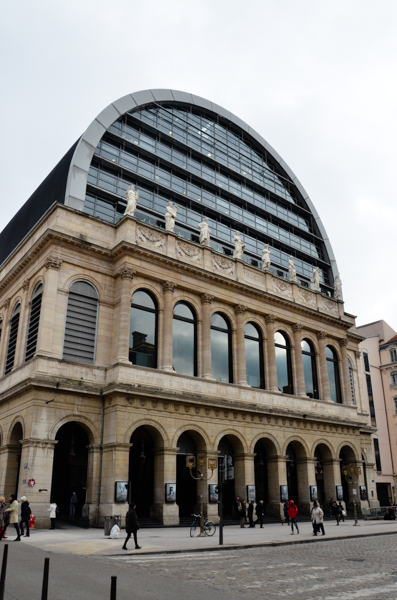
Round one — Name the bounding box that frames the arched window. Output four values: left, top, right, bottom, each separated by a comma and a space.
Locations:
172, 302, 196, 376
244, 322, 264, 388
275, 331, 293, 394
130, 290, 157, 368
211, 313, 232, 383
5, 303, 21, 374
348, 359, 356, 404
0, 318, 2, 343
25, 283, 43, 362
63, 281, 99, 364
326, 345, 341, 403
301, 339, 318, 398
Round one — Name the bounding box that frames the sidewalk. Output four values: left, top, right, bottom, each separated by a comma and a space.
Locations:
13, 518, 397, 557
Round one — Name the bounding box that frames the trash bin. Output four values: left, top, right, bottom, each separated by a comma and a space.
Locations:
113, 515, 121, 529
104, 516, 113, 536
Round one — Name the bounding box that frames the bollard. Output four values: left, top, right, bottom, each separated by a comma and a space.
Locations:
41, 558, 50, 600
110, 576, 117, 600
0, 544, 9, 600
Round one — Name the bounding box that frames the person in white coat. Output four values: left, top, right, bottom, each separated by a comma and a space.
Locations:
311, 501, 325, 536
47, 502, 58, 530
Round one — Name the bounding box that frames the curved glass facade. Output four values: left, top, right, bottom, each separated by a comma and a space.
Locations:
84, 102, 333, 293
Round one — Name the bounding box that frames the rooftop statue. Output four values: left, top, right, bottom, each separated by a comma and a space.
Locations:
233, 231, 245, 260
198, 217, 211, 246
288, 256, 297, 282
334, 274, 342, 300
311, 267, 320, 291
165, 202, 178, 232
261, 244, 271, 270
124, 185, 139, 216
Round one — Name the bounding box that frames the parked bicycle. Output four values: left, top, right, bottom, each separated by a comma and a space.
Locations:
190, 513, 216, 537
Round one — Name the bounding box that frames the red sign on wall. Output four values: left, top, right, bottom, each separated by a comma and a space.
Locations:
27, 479, 35, 487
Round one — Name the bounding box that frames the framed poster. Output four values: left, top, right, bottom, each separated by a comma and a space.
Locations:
246, 485, 256, 502
310, 485, 318, 501
280, 485, 288, 502
359, 485, 367, 501
165, 483, 176, 503
336, 485, 344, 501
115, 481, 128, 503
209, 484, 218, 503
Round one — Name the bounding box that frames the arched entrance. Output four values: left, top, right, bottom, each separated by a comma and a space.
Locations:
286, 444, 298, 503
285, 440, 309, 512
218, 436, 235, 518
50, 422, 89, 519
4, 422, 23, 496
314, 448, 325, 505
254, 438, 278, 513
176, 431, 202, 518
129, 426, 154, 517
339, 446, 357, 507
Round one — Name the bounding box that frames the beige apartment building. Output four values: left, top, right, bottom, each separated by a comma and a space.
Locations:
0, 90, 376, 527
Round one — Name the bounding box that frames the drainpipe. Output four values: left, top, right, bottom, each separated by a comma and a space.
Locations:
96, 389, 105, 526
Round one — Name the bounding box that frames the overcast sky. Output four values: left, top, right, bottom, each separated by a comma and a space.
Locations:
1, 0, 396, 331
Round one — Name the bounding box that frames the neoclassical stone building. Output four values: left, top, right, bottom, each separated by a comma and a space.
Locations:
0, 90, 375, 526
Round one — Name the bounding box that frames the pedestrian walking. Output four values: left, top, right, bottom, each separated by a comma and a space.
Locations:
329, 497, 334, 518
0, 496, 6, 541
255, 500, 265, 528
287, 500, 299, 535
5, 494, 21, 541
333, 501, 340, 525
235, 496, 242, 520
247, 500, 255, 527
240, 500, 247, 528
122, 503, 141, 550
338, 502, 345, 522
70, 492, 78, 517
19, 496, 31, 537
47, 501, 58, 529
281, 501, 289, 525
311, 501, 325, 536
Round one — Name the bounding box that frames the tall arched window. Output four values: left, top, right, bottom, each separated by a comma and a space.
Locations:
326, 345, 341, 403
25, 283, 43, 362
245, 322, 264, 388
5, 303, 21, 374
0, 318, 2, 344
301, 339, 318, 398
63, 281, 99, 364
130, 290, 157, 368
348, 359, 356, 404
172, 302, 196, 376
275, 331, 293, 394
211, 313, 232, 383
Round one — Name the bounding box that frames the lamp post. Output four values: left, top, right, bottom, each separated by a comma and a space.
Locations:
342, 463, 361, 526
187, 454, 216, 536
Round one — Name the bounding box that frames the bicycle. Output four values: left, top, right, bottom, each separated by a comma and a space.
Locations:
190, 513, 216, 537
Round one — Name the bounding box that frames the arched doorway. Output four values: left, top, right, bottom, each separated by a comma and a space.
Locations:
218, 436, 235, 518
339, 446, 357, 507
4, 422, 23, 496
313, 443, 334, 509
176, 432, 199, 518
286, 444, 298, 503
50, 422, 89, 519
129, 427, 154, 517
285, 440, 309, 512
314, 448, 325, 506
254, 438, 278, 513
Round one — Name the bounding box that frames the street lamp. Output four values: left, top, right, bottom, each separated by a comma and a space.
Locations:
186, 454, 216, 536
342, 463, 361, 526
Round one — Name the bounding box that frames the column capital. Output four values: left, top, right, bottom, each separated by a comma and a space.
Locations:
201, 293, 214, 305
45, 254, 63, 270
317, 331, 327, 340
339, 338, 349, 347
1, 298, 11, 310
355, 350, 361, 359
22, 278, 31, 292
265, 314, 275, 324
117, 265, 136, 280
163, 281, 177, 293
234, 304, 247, 315
292, 323, 303, 333
20, 438, 58, 449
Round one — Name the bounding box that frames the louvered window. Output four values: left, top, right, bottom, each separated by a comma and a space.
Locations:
5, 303, 21, 374
0, 318, 2, 343
63, 281, 98, 364
25, 283, 43, 362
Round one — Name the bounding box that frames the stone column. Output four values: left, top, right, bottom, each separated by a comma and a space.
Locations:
85, 444, 102, 525
234, 305, 248, 386
265, 314, 278, 391
101, 442, 131, 523
234, 452, 256, 501
293, 324, 307, 396
161, 281, 176, 372
317, 331, 331, 402
204, 451, 220, 523
340, 338, 353, 405
36, 255, 63, 358
266, 455, 287, 517
323, 459, 341, 509
115, 265, 135, 363
151, 447, 179, 525
201, 294, 214, 380
296, 457, 316, 515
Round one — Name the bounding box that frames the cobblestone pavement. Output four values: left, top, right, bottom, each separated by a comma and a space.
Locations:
102, 534, 397, 599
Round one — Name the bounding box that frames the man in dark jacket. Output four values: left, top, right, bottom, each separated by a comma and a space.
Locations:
122, 504, 141, 550
247, 500, 255, 527
20, 496, 31, 537
255, 500, 265, 528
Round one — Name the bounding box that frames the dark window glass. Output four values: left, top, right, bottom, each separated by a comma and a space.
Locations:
326, 345, 342, 403
172, 302, 196, 376
373, 438, 382, 472
363, 351, 370, 372
0, 318, 2, 343
275, 331, 293, 394
244, 322, 264, 388
367, 373, 376, 426
130, 290, 157, 368
211, 312, 232, 383
301, 339, 318, 399
63, 281, 99, 364
390, 348, 397, 363
25, 283, 43, 362
5, 303, 21, 374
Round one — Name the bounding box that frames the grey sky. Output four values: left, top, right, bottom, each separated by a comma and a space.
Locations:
1, 0, 396, 330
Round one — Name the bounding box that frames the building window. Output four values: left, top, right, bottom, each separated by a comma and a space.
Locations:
63, 281, 99, 364
373, 438, 382, 472
348, 358, 356, 404
325, 345, 342, 403
393, 397, 397, 414
366, 374, 376, 426
391, 372, 397, 388
130, 290, 158, 368
244, 322, 264, 388
5, 303, 21, 374
390, 348, 397, 363
25, 283, 43, 362
301, 339, 318, 399
211, 313, 232, 383
275, 331, 293, 395
363, 351, 370, 372
0, 318, 2, 343
172, 302, 196, 376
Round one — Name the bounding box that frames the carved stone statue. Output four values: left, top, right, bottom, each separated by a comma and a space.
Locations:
165, 202, 178, 232
311, 267, 320, 291
261, 244, 271, 270
124, 185, 139, 216
288, 256, 297, 282
233, 232, 245, 260
198, 217, 211, 246
334, 273, 342, 300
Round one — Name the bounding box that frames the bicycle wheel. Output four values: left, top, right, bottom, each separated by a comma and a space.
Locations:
204, 521, 216, 536
190, 522, 197, 537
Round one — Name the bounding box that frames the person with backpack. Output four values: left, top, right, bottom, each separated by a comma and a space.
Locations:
19, 496, 31, 537
122, 503, 141, 550
287, 500, 299, 535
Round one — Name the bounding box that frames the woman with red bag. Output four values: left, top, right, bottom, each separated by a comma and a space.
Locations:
287, 500, 299, 535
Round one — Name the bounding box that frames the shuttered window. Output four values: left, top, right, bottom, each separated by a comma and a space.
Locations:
25, 283, 43, 362
63, 281, 98, 364
5, 303, 21, 374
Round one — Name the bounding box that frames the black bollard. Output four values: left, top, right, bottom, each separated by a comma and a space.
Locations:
110, 576, 117, 600
0, 544, 9, 600
41, 558, 50, 600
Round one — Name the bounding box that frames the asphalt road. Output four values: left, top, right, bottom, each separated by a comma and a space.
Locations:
2, 534, 397, 599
